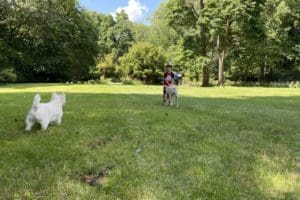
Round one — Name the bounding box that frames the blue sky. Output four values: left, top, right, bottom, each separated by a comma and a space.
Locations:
79, 0, 164, 24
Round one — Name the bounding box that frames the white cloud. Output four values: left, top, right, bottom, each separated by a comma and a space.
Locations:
112, 0, 149, 22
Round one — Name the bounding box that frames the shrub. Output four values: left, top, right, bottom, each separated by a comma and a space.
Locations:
122, 79, 134, 85
0, 68, 17, 83
119, 42, 166, 83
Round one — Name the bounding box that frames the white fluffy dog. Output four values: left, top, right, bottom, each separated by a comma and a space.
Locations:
165, 85, 179, 108
25, 93, 66, 131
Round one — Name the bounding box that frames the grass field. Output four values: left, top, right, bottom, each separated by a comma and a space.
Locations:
0, 84, 299, 199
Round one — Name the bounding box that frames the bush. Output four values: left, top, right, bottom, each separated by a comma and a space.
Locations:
289, 81, 300, 88
119, 42, 166, 83
0, 68, 17, 83
122, 79, 134, 85
84, 79, 106, 84
111, 78, 122, 83
87, 80, 97, 84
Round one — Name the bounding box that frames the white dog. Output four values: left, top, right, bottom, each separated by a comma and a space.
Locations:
165, 85, 179, 108
25, 93, 66, 131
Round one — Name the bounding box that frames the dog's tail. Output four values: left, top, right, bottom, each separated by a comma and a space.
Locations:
32, 94, 41, 110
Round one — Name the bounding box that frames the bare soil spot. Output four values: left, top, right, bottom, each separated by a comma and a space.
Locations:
89, 139, 107, 150
80, 165, 114, 186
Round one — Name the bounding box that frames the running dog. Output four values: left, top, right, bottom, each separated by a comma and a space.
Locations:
25, 93, 66, 131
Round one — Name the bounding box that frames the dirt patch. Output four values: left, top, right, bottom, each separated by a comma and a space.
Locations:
89, 139, 107, 150
80, 165, 114, 186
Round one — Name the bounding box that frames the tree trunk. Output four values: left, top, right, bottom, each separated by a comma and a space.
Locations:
217, 34, 225, 85
259, 65, 265, 85
202, 66, 209, 86
259, 55, 267, 85
199, 0, 209, 87
218, 50, 225, 85
217, 19, 231, 86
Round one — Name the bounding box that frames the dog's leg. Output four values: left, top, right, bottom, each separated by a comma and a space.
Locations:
55, 116, 62, 126
165, 94, 169, 106
163, 87, 166, 103
40, 120, 49, 131
175, 90, 179, 108
170, 94, 174, 106
25, 116, 34, 131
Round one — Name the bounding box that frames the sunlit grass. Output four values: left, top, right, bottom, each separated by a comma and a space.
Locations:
0, 83, 299, 199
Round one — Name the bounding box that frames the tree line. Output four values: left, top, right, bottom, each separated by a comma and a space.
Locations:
0, 0, 299, 85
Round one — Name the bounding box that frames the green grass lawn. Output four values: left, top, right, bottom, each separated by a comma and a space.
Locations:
0, 84, 299, 199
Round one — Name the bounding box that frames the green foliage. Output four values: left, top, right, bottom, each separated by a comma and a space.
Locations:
111, 11, 135, 59
95, 13, 116, 59
0, 0, 299, 84
122, 78, 135, 85
96, 53, 116, 79
160, 0, 300, 84
132, 23, 150, 43
148, 3, 180, 49
165, 0, 198, 33
93, 11, 135, 80
0, 0, 99, 82
0, 68, 17, 83
119, 42, 166, 83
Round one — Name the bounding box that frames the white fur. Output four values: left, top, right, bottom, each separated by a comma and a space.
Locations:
165, 85, 179, 108
25, 93, 66, 131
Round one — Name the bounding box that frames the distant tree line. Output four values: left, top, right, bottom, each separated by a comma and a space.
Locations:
0, 0, 299, 85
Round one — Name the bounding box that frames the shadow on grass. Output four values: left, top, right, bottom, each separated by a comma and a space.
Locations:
0, 92, 298, 199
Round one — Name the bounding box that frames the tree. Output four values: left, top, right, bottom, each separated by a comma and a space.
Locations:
132, 23, 150, 43
226, 0, 300, 83
148, 3, 180, 49
111, 10, 135, 59
119, 42, 166, 83
165, 0, 210, 86
94, 11, 135, 79
261, 0, 300, 82
0, 0, 99, 82
187, 0, 210, 85
200, 0, 257, 85
96, 53, 116, 79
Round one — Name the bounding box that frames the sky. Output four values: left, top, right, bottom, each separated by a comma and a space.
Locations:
79, 0, 164, 24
